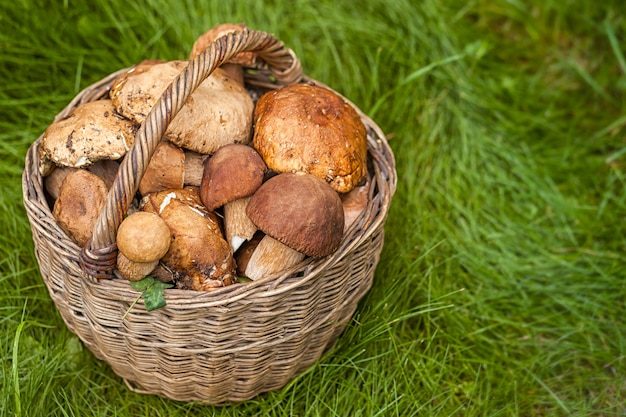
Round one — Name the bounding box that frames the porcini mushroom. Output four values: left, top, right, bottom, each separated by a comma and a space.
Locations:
341, 180, 371, 231
141, 187, 237, 290
200, 143, 266, 252
115, 211, 171, 281
190, 23, 256, 85
44, 159, 120, 202
243, 172, 344, 280
41, 99, 136, 169
138, 140, 205, 196
110, 60, 254, 155
253, 83, 368, 193
52, 169, 109, 247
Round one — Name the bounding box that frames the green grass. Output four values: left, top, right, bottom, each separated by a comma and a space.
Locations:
2, 0, 626, 415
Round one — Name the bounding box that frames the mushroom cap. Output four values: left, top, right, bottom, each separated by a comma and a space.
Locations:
110, 60, 254, 154
246, 172, 345, 258
200, 143, 266, 210
42, 99, 136, 168
190, 23, 256, 66
116, 211, 171, 263
141, 187, 236, 290
253, 83, 368, 193
52, 169, 109, 247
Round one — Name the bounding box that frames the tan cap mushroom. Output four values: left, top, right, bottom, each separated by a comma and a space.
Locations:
190, 23, 256, 85
253, 83, 368, 193
141, 187, 236, 291
44, 159, 120, 202
41, 99, 136, 168
115, 211, 172, 281
190, 23, 256, 66
138, 140, 205, 196
110, 60, 254, 155
200, 143, 267, 252
52, 169, 109, 247
243, 172, 344, 280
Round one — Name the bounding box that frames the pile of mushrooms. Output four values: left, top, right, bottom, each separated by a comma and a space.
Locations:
42, 23, 371, 291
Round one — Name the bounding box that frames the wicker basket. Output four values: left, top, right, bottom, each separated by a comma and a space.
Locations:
21, 27, 396, 404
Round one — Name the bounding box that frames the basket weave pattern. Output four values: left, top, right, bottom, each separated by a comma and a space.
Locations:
22, 27, 396, 403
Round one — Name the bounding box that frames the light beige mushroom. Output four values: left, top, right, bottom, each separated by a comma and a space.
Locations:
141, 187, 237, 291
253, 83, 368, 193
110, 60, 254, 155
115, 211, 172, 281
52, 169, 109, 247
41, 99, 136, 169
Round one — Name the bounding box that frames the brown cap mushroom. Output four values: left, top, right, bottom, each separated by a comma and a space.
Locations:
247, 172, 344, 257
243, 172, 344, 280
115, 211, 172, 281
41, 99, 136, 168
200, 144, 266, 210
190, 23, 256, 85
138, 140, 205, 196
253, 83, 368, 193
200, 143, 267, 252
110, 60, 254, 155
141, 187, 236, 291
52, 169, 109, 247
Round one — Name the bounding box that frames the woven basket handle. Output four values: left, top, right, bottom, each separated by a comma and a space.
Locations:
80, 27, 303, 278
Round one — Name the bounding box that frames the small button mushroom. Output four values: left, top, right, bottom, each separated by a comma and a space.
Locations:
138, 141, 205, 196
253, 83, 368, 193
200, 144, 267, 252
244, 172, 345, 280
234, 231, 264, 277
52, 169, 109, 247
189, 23, 257, 85
110, 60, 254, 155
141, 187, 237, 291
115, 212, 172, 281
41, 99, 136, 169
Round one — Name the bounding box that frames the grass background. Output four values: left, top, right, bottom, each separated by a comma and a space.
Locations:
2, 0, 626, 415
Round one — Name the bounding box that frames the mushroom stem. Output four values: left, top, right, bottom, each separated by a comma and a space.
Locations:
224, 197, 257, 253
243, 235, 305, 281
117, 252, 159, 281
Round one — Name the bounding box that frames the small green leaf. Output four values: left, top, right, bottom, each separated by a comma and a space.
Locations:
127, 276, 174, 313
130, 276, 156, 291
143, 281, 173, 311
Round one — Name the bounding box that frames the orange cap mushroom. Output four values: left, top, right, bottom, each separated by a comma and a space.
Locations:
253, 83, 368, 193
